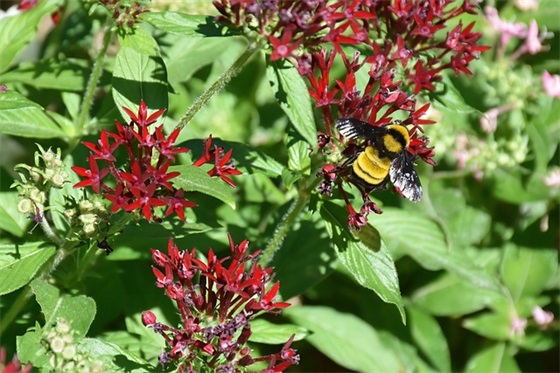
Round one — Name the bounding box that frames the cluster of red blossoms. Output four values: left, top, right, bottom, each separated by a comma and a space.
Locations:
142, 236, 299, 372
72, 101, 241, 222
214, 0, 489, 229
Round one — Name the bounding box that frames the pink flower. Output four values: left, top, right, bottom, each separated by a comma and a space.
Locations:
485, 6, 527, 47
524, 20, 545, 54
510, 315, 527, 337
544, 168, 560, 188
532, 306, 554, 329
542, 71, 560, 98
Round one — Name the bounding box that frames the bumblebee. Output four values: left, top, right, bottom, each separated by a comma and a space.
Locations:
335, 118, 422, 202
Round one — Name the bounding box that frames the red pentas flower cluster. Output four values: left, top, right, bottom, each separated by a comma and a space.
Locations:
213, 0, 488, 77
142, 236, 299, 372
72, 101, 242, 222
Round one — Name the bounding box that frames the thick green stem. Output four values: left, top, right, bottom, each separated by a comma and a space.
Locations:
174, 40, 261, 131
75, 25, 114, 139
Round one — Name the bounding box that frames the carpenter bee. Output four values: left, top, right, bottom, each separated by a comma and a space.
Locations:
335, 118, 422, 202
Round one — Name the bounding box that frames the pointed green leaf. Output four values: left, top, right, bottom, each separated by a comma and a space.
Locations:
463, 312, 511, 341
285, 306, 402, 373
249, 319, 307, 344
374, 208, 501, 292
141, 12, 226, 37
465, 343, 520, 373
17, 326, 48, 367
0, 242, 56, 295
113, 29, 168, 122
413, 273, 504, 316
170, 164, 236, 209
321, 202, 405, 323
0, 58, 90, 91
0, 0, 62, 74
30, 279, 96, 340
0, 91, 65, 139
267, 60, 317, 146
500, 245, 558, 302
79, 338, 154, 371
408, 304, 451, 372
0, 192, 28, 237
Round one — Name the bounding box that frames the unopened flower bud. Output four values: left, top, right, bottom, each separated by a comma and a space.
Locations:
79, 214, 98, 225
62, 345, 76, 360
142, 311, 157, 326
43, 149, 56, 164
64, 209, 76, 219
56, 320, 70, 334
17, 198, 34, 214
83, 223, 97, 236
52, 170, 68, 188
29, 189, 46, 204
51, 336, 65, 353
44, 168, 55, 181
79, 200, 94, 213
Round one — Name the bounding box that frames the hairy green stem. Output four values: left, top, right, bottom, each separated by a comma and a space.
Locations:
174, 40, 261, 131
259, 185, 311, 267
75, 25, 114, 140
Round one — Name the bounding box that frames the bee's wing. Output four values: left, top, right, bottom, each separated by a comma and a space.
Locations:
389, 152, 422, 202
336, 118, 381, 140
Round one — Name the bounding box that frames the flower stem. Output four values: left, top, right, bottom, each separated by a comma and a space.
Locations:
174, 40, 261, 132
259, 181, 315, 267
75, 24, 114, 140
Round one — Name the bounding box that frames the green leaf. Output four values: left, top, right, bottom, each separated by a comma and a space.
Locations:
492, 169, 550, 203
0, 192, 28, 236
286, 130, 311, 174
164, 36, 240, 84
374, 208, 501, 292
500, 245, 558, 302
526, 97, 558, 173
0, 242, 56, 295
430, 74, 480, 115
249, 319, 307, 344
17, 326, 49, 367
0, 58, 90, 91
0, 91, 65, 139
285, 306, 402, 373
428, 188, 491, 248
267, 60, 317, 146
112, 29, 168, 122
408, 304, 451, 372
412, 273, 504, 316
465, 343, 520, 373
463, 312, 511, 341
0, 0, 62, 74
79, 338, 154, 372
272, 213, 336, 299
30, 279, 96, 340
170, 164, 236, 209
321, 202, 406, 323
141, 12, 226, 37
110, 219, 213, 261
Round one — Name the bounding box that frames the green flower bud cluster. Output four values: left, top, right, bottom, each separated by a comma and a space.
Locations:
13, 145, 69, 219
76, 199, 109, 238
43, 318, 105, 373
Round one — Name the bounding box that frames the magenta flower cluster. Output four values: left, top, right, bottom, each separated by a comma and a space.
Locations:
142, 236, 298, 372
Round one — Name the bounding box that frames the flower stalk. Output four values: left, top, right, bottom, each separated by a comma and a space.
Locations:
174, 40, 261, 131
